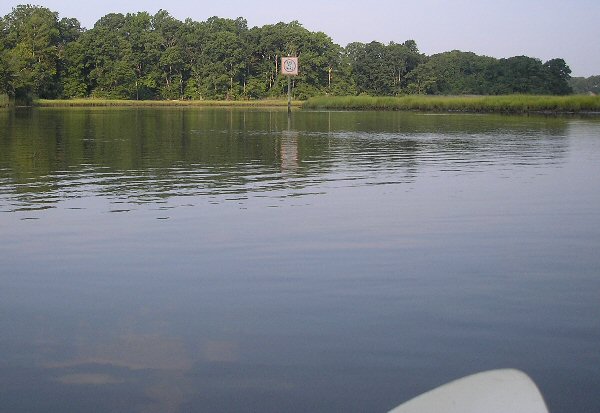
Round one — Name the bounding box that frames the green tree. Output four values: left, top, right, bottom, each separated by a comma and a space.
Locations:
2, 5, 63, 99
78, 12, 160, 99
0, 17, 12, 95
57, 17, 85, 97
287, 29, 341, 99
492, 56, 549, 94
351, 41, 395, 95
123, 12, 161, 99
405, 59, 438, 94
80, 13, 130, 98
543, 58, 572, 95
152, 10, 185, 99
570, 75, 600, 95
348, 40, 423, 95
405, 50, 496, 95
180, 19, 208, 99
387, 40, 423, 92
326, 44, 356, 96
61, 40, 87, 97
185, 17, 247, 100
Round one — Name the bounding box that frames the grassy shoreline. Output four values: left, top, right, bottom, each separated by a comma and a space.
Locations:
35, 98, 303, 108
303, 95, 600, 113
27, 95, 600, 113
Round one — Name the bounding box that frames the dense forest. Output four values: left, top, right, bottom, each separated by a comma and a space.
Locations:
0, 5, 578, 102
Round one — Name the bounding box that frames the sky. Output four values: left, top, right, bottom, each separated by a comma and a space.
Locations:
2, 0, 599, 77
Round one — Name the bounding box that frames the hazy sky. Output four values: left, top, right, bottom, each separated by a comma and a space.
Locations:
2, 0, 599, 76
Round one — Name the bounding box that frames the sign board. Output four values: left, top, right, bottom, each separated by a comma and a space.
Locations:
281, 57, 298, 76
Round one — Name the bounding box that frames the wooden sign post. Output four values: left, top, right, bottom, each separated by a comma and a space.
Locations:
281, 57, 298, 113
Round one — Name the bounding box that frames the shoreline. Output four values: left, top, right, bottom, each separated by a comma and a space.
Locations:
34, 98, 304, 108
303, 95, 600, 114
6, 95, 598, 114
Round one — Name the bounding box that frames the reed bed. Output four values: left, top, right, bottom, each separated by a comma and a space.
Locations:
303, 95, 600, 113
36, 98, 303, 108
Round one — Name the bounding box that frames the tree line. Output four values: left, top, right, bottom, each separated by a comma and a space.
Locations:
570, 76, 600, 95
0, 5, 575, 102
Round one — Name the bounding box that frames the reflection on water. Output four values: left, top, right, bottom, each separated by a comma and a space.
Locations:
0, 109, 569, 213
1, 108, 600, 413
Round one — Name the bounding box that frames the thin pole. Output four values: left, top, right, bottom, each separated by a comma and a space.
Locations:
287, 76, 292, 113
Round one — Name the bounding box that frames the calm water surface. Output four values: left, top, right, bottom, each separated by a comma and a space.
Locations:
1, 108, 599, 413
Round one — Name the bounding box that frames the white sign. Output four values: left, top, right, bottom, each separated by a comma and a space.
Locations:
281, 57, 298, 76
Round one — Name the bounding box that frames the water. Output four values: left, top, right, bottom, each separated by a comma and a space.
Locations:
1, 108, 599, 413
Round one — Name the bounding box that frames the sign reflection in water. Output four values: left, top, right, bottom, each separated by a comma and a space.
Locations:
1, 108, 599, 413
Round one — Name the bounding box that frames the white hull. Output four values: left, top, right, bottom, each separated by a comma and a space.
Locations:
388, 369, 549, 413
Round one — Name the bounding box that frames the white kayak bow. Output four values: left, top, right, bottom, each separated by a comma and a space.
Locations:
388, 369, 549, 413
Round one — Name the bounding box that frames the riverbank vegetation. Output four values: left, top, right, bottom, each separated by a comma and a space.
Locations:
1, 5, 583, 105
304, 95, 600, 113
35, 98, 303, 107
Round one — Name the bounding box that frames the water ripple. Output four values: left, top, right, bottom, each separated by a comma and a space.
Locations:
0, 112, 570, 214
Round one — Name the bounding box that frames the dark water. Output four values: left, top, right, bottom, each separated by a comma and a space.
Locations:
1, 108, 599, 413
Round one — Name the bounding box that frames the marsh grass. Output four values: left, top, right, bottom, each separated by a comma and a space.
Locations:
303, 95, 600, 113
36, 98, 303, 108
33, 96, 600, 113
